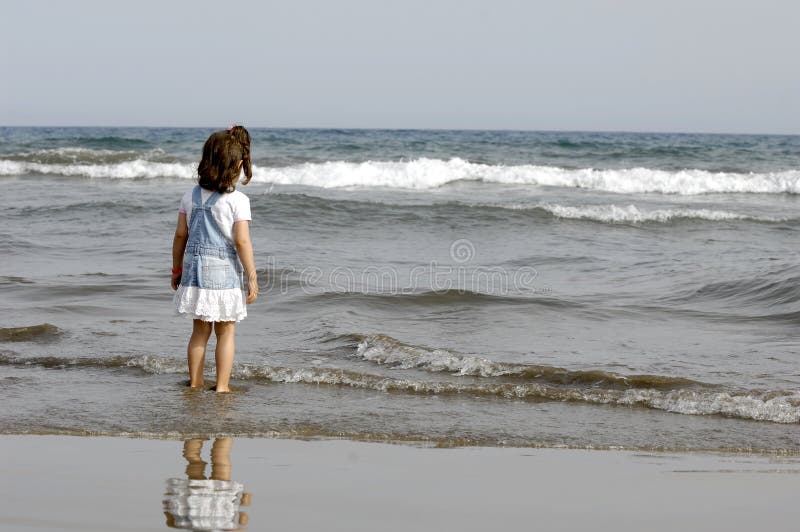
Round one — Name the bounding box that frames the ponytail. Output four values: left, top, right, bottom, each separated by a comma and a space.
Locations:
228, 125, 252, 185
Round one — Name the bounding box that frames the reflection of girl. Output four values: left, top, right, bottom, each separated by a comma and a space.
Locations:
163, 438, 251, 530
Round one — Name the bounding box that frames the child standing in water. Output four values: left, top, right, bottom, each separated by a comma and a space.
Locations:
171, 126, 258, 392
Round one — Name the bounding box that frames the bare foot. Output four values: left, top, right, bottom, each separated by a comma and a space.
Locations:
212, 385, 232, 393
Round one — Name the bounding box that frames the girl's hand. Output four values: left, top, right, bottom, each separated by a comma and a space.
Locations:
171, 273, 182, 290
247, 272, 259, 303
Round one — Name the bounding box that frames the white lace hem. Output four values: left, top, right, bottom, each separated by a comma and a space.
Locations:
174, 286, 247, 323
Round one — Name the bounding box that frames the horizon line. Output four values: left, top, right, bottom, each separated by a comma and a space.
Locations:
1, 124, 798, 137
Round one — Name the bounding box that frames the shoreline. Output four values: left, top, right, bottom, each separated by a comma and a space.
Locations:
1, 434, 798, 532
3, 430, 800, 456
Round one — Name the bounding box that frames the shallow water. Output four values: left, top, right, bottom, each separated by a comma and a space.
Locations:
1, 127, 799, 451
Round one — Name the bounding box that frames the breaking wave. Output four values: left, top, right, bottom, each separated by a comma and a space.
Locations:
3, 157, 800, 194
528, 203, 786, 223
349, 334, 706, 389
259, 159, 800, 194
2, 345, 799, 424
0, 159, 195, 179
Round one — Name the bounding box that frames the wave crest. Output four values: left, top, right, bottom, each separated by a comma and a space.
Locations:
4, 157, 800, 195
0, 323, 62, 342
664, 268, 800, 308
0, 159, 195, 179
258, 159, 800, 194
351, 334, 705, 389
1, 351, 798, 423
531, 203, 784, 223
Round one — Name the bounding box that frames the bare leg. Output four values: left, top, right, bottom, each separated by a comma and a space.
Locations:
182, 439, 207, 480
187, 319, 212, 387
214, 321, 236, 392
210, 437, 233, 480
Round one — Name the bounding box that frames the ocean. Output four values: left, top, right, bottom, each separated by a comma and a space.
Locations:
1, 127, 799, 452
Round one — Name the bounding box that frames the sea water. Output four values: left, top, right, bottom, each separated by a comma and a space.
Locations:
1, 127, 799, 451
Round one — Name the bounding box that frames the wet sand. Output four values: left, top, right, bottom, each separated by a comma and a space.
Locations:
0, 435, 798, 531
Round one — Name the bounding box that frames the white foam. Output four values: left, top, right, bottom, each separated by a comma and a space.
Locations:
0, 159, 196, 179
355, 334, 518, 377
252, 159, 800, 195
20, 350, 796, 424
350, 335, 800, 423
531, 203, 781, 223
125, 355, 186, 374
619, 389, 800, 423
254, 158, 479, 189
236, 361, 800, 423
4, 157, 799, 194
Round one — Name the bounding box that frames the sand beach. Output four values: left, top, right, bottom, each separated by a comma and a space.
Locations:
1, 435, 798, 531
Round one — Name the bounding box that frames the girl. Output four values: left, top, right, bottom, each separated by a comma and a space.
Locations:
171, 126, 258, 393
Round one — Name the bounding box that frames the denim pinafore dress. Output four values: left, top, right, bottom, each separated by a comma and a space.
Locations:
174, 186, 246, 322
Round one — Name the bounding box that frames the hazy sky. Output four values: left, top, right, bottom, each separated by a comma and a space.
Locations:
2, 0, 798, 133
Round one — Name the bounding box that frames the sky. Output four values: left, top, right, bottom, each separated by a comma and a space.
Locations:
1, 0, 798, 134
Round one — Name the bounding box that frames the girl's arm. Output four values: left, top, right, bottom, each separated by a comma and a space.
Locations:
233, 220, 259, 303
171, 213, 189, 290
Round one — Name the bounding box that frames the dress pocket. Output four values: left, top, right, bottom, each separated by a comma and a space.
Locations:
198, 256, 238, 290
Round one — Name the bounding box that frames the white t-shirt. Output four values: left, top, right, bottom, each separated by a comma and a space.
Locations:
178, 187, 252, 243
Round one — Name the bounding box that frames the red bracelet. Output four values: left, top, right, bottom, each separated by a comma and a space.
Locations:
172, 268, 182, 275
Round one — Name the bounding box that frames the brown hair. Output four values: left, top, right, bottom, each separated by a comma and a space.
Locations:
197, 125, 252, 193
